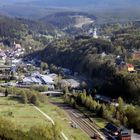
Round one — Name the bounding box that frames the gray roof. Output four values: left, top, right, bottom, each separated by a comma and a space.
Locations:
40, 75, 54, 84
23, 77, 42, 84
66, 79, 80, 88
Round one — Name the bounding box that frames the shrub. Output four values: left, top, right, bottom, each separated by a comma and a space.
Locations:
30, 94, 40, 106
0, 117, 61, 140
5, 89, 8, 97
0, 86, 6, 93
21, 92, 28, 104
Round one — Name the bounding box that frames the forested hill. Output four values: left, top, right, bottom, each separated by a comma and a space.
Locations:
40, 38, 114, 72
28, 22, 140, 105
0, 15, 59, 50
0, 16, 55, 38
40, 12, 96, 29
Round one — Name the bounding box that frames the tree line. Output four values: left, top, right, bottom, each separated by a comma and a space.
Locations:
0, 86, 47, 106
64, 93, 140, 133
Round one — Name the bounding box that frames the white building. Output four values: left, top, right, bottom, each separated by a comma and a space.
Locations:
22, 77, 42, 85
66, 79, 80, 89
88, 28, 93, 36
93, 27, 98, 39
0, 51, 6, 60
48, 73, 58, 80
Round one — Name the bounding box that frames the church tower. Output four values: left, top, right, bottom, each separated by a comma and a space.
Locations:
93, 27, 98, 39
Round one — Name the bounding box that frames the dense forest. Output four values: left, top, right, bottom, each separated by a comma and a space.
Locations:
0, 13, 95, 50
0, 15, 60, 52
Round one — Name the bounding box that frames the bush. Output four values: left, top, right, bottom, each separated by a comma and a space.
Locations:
30, 94, 40, 106
3, 87, 46, 105
32, 86, 48, 92
0, 117, 26, 140
29, 124, 61, 140
21, 92, 28, 104
0, 117, 61, 140
5, 89, 8, 97
0, 86, 6, 93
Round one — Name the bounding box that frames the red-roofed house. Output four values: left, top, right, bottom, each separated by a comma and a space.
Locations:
127, 64, 135, 72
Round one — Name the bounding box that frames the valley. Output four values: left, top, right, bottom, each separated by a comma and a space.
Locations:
0, 1, 140, 140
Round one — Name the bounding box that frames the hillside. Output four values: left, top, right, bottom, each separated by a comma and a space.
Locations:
27, 22, 140, 105
40, 12, 96, 30
0, 15, 61, 52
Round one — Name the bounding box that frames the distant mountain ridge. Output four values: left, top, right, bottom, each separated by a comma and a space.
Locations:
0, 0, 140, 21
40, 12, 96, 29
16, 0, 140, 9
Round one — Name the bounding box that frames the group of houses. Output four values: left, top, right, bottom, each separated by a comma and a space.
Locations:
0, 43, 24, 78
21, 71, 81, 90
22, 72, 55, 90
0, 43, 24, 64
7, 42, 25, 58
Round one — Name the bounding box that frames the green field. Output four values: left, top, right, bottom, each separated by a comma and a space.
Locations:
0, 96, 90, 140
0, 97, 50, 131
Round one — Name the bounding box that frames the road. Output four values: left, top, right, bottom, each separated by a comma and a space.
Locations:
50, 101, 106, 140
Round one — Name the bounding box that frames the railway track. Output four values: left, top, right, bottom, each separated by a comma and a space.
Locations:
50, 102, 106, 140
69, 111, 101, 139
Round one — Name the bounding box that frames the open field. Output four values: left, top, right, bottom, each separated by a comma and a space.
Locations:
0, 96, 90, 140
0, 97, 50, 131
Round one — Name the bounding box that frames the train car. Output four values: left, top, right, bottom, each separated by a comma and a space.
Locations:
104, 123, 132, 140
105, 123, 120, 137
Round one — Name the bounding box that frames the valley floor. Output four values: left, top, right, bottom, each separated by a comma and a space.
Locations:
0, 96, 90, 140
